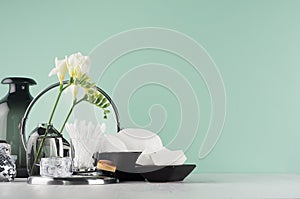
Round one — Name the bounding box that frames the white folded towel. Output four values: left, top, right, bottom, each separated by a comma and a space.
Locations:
136, 147, 186, 166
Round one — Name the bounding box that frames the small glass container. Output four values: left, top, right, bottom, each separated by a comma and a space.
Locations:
40, 157, 72, 178
0, 141, 17, 182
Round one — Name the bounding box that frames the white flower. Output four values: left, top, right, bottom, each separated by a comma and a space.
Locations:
67, 84, 80, 100
66, 84, 90, 101
48, 57, 68, 84
66, 52, 90, 78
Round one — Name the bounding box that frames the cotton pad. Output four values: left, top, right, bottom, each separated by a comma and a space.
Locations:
116, 128, 163, 152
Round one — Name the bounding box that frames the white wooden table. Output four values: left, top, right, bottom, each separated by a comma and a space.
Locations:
1, 174, 300, 199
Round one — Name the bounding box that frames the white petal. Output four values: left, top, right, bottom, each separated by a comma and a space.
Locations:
100, 123, 106, 133
65, 85, 80, 99
48, 68, 58, 76
81, 56, 90, 74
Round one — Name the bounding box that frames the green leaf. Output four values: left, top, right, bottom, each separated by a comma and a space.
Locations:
94, 97, 101, 105
102, 103, 110, 109
70, 77, 74, 84
87, 89, 94, 95
98, 98, 107, 107
85, 82, 95, 89
104, 110, 110, 114
87, 94, 94, 103
96, 93, 104, 101
81, 80, 87, 86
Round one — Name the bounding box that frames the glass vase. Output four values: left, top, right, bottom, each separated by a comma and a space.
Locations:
26, 123, 70, 176
0, 77, 36, 177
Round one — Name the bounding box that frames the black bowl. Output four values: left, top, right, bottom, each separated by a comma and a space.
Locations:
139, 164, 196, 182
93, 152, 196, 182
93, 152, 141, 171
93, 152, 145, 181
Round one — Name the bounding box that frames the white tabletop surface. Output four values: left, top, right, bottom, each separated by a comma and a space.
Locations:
1, 174, 300, 199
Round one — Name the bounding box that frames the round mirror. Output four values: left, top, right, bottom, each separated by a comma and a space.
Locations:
20, 81, 121, 150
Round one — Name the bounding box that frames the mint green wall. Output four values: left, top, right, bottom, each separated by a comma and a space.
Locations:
1, 0, 300, 173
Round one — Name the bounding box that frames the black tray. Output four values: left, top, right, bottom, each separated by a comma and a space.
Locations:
93, 152, 145, 181
93, 152, 196, 182
138, 164, 196, 182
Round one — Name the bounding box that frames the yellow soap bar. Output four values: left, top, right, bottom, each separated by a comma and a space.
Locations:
97, 160, 117, 173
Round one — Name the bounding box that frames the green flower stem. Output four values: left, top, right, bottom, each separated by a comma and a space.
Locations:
59, 101, 76, 134
49, 84, 65, 123
59, 97, 86, 134
30, 84, 69, 175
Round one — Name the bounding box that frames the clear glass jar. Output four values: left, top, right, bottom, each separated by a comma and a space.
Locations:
26, 123, 70, 176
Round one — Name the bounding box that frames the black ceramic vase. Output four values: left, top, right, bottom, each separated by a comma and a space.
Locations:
0, 77, 36, 177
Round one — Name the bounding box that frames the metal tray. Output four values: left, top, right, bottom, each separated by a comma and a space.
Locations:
28, 175, 118, 185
